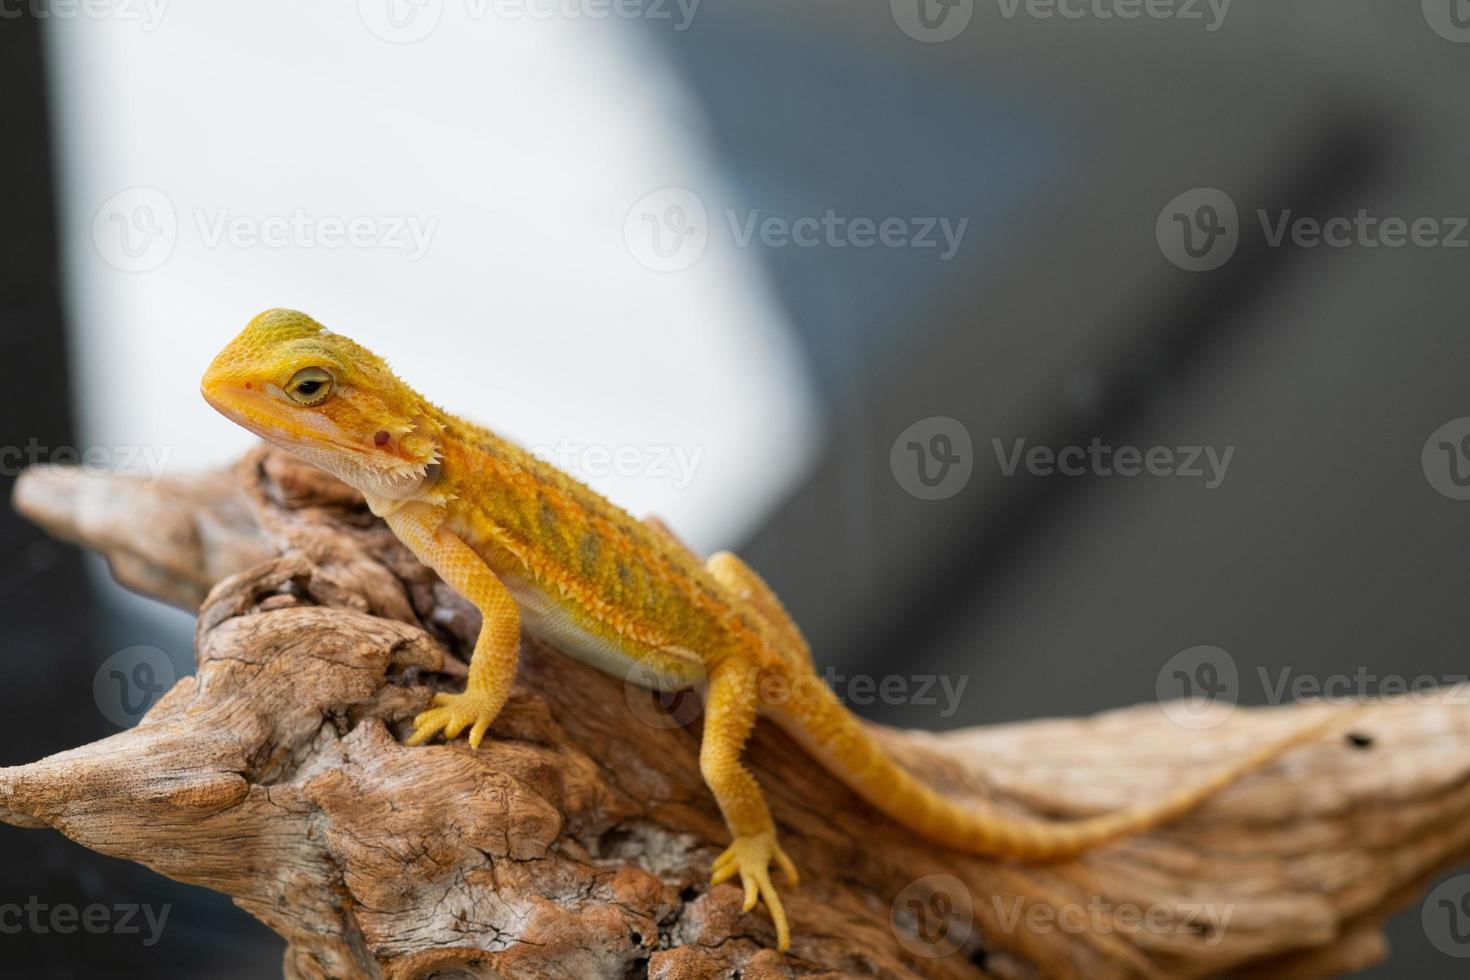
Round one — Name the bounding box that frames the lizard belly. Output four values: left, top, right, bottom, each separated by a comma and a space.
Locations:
499, 571, 703, 692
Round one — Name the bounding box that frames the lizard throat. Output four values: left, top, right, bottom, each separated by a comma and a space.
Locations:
286, 441, 440, 502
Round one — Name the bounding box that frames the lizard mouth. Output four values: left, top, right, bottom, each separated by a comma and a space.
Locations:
200, 378, 351, 452
201, 378, 429, 471
200, 379, 289, 442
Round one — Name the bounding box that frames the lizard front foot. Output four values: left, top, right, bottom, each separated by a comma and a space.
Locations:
711, 830, 800, 952
406, 687, 504, 749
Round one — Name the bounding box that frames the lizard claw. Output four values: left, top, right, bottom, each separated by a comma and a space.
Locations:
710, 831, 799, 952
406, 688, 502, 749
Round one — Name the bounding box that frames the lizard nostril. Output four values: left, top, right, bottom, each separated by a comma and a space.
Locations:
374, 430, 391, 446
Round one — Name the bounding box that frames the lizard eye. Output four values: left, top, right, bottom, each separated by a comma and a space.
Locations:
286, 367, 334, 405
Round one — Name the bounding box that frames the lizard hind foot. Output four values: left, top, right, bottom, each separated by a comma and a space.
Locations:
710, 830, 800, 952
406, 688, 503, 750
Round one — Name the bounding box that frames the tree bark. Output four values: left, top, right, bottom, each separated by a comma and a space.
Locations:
4, 448, 1466, 979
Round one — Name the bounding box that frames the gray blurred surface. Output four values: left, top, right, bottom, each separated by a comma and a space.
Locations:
718, 3, 1470, 976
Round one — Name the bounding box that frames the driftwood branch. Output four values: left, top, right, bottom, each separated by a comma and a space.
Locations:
4, 448, 1467, 978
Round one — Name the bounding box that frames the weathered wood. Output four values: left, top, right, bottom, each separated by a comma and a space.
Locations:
3, 448, 1465, 979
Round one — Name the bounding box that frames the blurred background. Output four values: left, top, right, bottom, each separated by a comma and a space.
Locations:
2, 1, 1469, 975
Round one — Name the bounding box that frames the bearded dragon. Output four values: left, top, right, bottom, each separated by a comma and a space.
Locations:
201, 308, 1354, 953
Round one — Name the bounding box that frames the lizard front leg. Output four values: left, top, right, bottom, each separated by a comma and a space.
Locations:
702, 658, 799, 952
384, 502, 521, 750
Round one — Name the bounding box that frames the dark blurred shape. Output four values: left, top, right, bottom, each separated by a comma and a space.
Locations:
0, 12, 283, 979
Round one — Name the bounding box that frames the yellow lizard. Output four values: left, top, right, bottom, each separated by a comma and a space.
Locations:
202, 308, 1355, 953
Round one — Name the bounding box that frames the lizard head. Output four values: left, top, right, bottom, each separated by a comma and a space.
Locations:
202, 308, 443, 500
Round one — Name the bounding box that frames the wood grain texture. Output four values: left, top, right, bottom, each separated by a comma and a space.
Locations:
4, 447, 1467, 979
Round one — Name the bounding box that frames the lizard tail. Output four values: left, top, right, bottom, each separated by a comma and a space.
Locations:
763, 672, 1359, 860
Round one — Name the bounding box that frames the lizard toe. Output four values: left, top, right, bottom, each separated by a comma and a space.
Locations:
710, 831, 796, 953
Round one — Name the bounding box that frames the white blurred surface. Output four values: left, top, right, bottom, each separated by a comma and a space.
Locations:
43, 3, 817, 556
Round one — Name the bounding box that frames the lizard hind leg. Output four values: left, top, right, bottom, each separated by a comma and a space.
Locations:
640, 521, 812, 669
701, 658, 800, 952
705, 551, 814, 669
